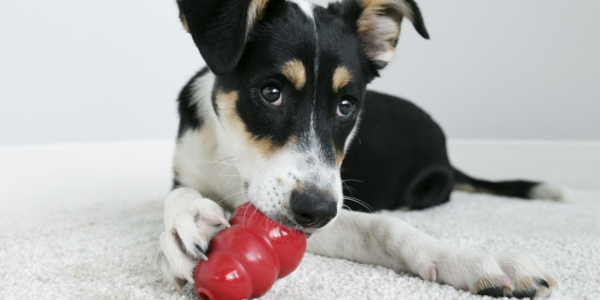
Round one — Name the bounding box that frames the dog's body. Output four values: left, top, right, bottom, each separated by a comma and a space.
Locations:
158, 0, 562, 298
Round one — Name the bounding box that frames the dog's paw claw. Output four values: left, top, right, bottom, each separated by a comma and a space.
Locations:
216, 215, 231, 228
416, 264, 438, 281
195, 244, 209, 261
183, 273, 195, 285
428, 266, 437, 282
474, 275, 513, 297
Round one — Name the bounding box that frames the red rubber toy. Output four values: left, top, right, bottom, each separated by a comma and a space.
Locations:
193, 203, 307, 300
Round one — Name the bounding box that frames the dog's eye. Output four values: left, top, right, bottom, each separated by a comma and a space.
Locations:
336, 99, 354, 117
261, 86, 282, 106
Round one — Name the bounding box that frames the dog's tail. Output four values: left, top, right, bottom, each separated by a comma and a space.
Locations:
452, 168, 565, 201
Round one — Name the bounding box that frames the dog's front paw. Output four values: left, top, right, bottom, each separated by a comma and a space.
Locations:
156, 188, 230, 292
430, 251, 557, 299
492, 252, 558, 299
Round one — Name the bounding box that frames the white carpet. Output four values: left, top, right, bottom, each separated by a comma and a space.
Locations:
2, 190, 600, 300
1, 141, 599, 300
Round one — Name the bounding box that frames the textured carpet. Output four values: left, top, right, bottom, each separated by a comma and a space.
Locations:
1, 188, 599, 300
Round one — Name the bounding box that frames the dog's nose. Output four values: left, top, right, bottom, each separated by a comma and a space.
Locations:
290, 188, 337, 228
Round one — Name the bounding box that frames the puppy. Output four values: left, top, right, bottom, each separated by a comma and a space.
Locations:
157, 0, 562, 298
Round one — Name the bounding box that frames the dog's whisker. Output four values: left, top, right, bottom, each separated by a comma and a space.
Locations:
221, 184, 246, 194
217, 191, 247, 204
242, 199, 251, 228
341, 179, 363, 183
334, 213, 346, 244
343, 196, 373, 213
226, 157, 265, 176
341, 179, 361, 196
340, 206, 360, 236
341, 205, 366, 235
215, 185, 248, 206
344, 196, 371, 208
221, 174, 260, 181
192, 158, 263, 176
195, 108, 231, 115
250, 204, 259, 224
197, 156, 237, 183
342, 182, 356, 195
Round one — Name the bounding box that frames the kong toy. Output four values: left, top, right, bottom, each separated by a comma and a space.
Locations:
193, 203, 307, 300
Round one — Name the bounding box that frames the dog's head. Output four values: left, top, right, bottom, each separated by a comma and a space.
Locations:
178, 0, 428, 232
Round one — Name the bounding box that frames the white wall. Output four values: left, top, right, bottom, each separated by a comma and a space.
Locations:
1, 0, 598, 145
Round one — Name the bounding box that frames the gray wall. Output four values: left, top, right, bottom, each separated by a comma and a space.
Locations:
1, 0, 598, 145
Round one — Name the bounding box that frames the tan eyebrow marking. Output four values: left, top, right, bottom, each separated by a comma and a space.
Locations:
214, 89, 295, 157
281, 59, 306, 90
332, 66, 352, 93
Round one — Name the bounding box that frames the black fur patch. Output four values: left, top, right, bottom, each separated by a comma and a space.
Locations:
511, 288, 537, 299
341, 91, 453, 211
454, 169, 540, 199
477, 287, 506, 297
178, 0, 255, 75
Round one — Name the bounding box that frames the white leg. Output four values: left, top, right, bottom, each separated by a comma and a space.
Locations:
308, 210, 557, 298
157, 188, 230, 293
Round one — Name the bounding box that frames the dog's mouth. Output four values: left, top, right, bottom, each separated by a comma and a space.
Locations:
266, 211, 320, 237
280, 210, 335, 237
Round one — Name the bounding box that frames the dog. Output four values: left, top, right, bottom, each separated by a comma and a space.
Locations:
157, 0, 563, 298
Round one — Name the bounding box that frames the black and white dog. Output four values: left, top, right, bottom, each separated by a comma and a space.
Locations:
157, 0, 563, 298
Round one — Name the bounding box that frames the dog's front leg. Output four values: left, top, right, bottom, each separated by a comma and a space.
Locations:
156, 188, 230, 292
308, 210, 557, 298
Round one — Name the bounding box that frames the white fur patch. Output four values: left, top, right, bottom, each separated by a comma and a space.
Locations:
529, 183, 566, 201
289, 0, 314, 19
345, 113, 362, 151
190, 71, 218, 125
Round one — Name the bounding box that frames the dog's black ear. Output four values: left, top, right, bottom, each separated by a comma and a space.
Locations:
177, 0, 270, 75
334, 0, 429, 69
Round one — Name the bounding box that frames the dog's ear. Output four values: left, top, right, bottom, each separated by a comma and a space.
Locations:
177, 0, 271, 75
334, 0, 429, 69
